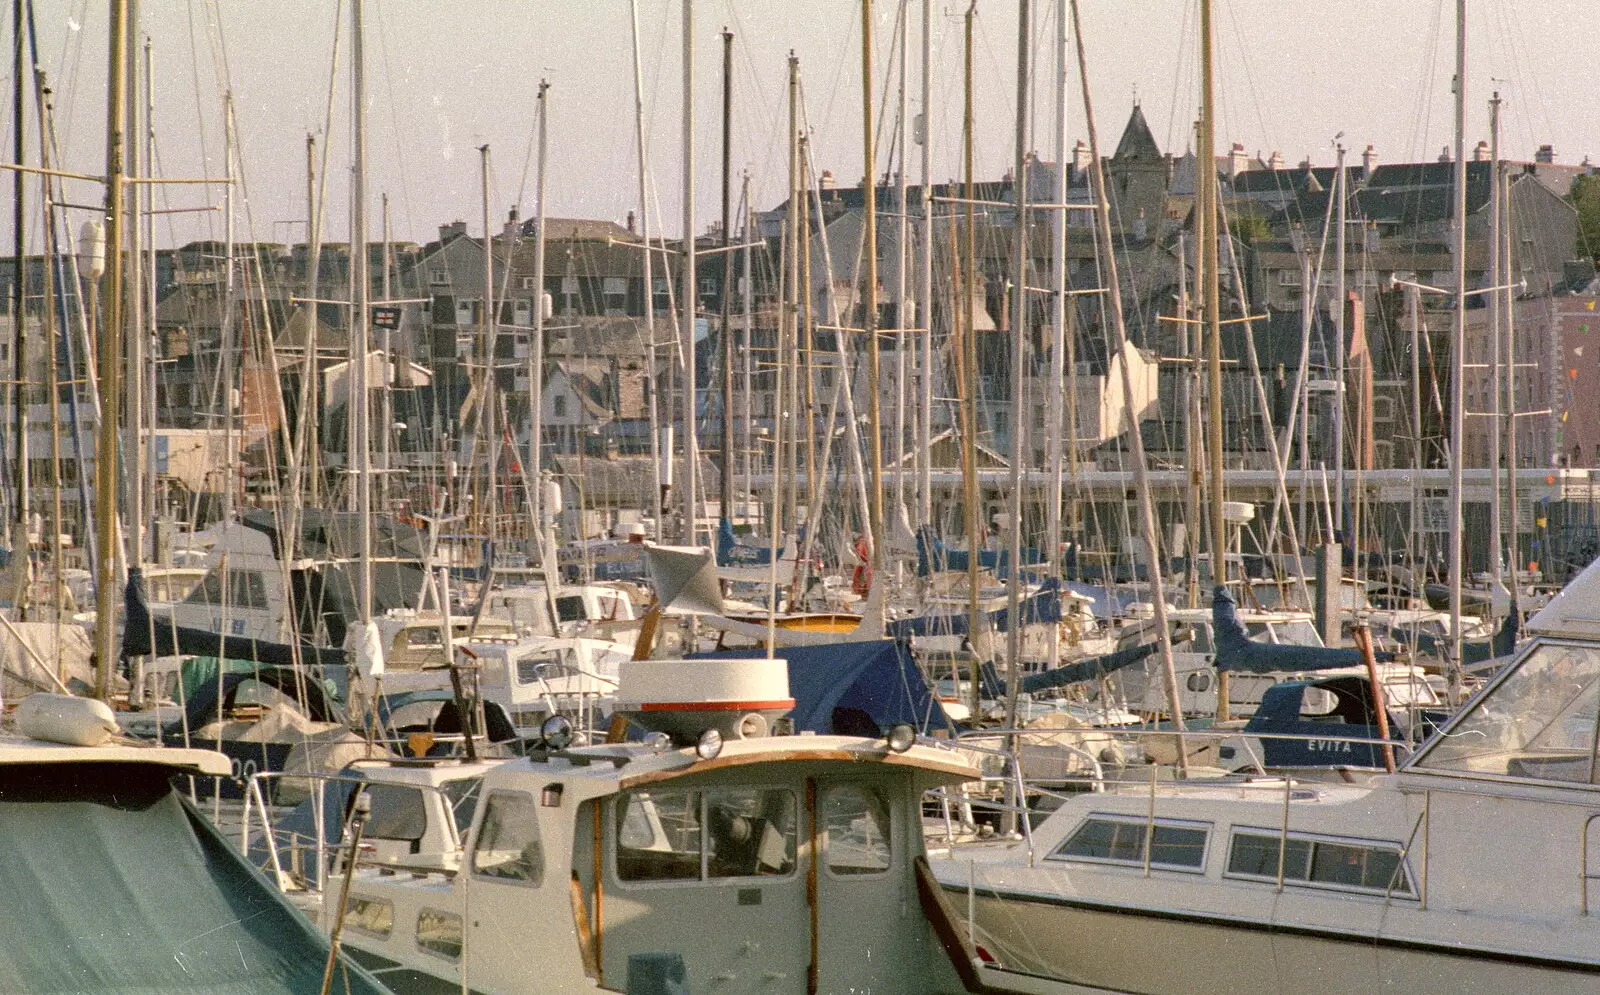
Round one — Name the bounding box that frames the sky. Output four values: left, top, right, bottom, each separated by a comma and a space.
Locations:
4, 0, 1594, 252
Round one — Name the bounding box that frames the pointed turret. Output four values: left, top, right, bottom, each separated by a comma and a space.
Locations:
1113, 103, 1162, 162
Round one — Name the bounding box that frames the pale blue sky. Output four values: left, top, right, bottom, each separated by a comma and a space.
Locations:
7, 0, 1591, 250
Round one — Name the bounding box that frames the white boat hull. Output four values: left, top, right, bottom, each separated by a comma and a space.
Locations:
949, 883, 1600, 995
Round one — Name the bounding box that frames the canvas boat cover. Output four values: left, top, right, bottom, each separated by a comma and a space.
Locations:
1211, 585, 1393, 673
122, 567, 350, 673
0, 760, 385, 994
692, 640, 949, 735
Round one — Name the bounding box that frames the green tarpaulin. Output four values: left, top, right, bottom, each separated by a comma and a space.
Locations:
0, 761, 387, 994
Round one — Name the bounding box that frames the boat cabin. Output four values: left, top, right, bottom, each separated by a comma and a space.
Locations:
326, 735, 982, 993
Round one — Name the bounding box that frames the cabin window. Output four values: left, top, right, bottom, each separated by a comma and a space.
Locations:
471, 791, 544, 886
1414, 642, 1600, 783
345, 896, 393, 938
441, 777, 483, 837
615, 788, 798, 883
1227, 830, 1410, 895
405, 627, 444, 648
823, 785, 892, 875
1051, 816, 1209, 871
363, 784, 427, 844
616, 791, 703, 882
415, 908, 463, 960
183, 568, 269, 610
555, 595, 588, 622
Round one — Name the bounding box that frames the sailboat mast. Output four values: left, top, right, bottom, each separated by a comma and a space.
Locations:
1199, 0, 1224, 595
305, 134, 322, 506
379, 192, 392, 511
12, 0, 29, 548
719, 27, 735, 525
530, 82, 549, 556
480, 145, 497, 548
1447, 0, 1467, 692
1501, 161, 1519, 621
680, 0, 699, 544
961, 1, 981, 719
861, 0, 885, 581
1046, 0, 1067, 670
1334, 144, 1347, 535
1003, 0, 1030, 730
1487, 91, 1503, 590
741, 173, 753, 506
916, 0, 934, 527
142, 37, 156, 537
94, 0, 130, 700
351, 0, 373, 625
125, 4, 143, 566
220, 95, 237, 529
1069, 0, 1188, 755
894, 0, 909, 525
626, 2, 661, 529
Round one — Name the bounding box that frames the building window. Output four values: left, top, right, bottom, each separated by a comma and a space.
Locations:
428, 269, 449, 286
603, 277, 628, 315
521, 276, 537, 290
553, 395, 568, 418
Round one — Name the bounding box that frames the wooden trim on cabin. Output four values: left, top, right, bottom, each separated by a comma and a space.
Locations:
568, 871, 599, 979
915, 855, 998, 994
616, 748, 977, 790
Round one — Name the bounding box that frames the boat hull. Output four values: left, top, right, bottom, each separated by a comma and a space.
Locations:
952, 886, 1600, 995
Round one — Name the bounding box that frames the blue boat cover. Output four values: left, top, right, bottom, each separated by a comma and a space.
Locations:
122, 567, 350, 673
1212, 585, 1392, 673
885, 578, 1064, 638
691, 640, 949, 735
914, 525, 1042, 580
716, 517, 782, 567
996, 642, 1161, 695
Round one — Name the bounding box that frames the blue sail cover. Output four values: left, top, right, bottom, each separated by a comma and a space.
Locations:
914, 526, 1042, 580
691, 640, 949, 735
716, 517, 782, 567
885, 578, 1064, 638
1211, 585, 1392, 673
1390, 609, 1518, 665
1006, 642, 1161, 694
122, 567, 349, 673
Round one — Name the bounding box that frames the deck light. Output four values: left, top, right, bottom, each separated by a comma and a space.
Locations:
539, 714, 575, 751
886, 723, 917, 753
695, 728, 724, 761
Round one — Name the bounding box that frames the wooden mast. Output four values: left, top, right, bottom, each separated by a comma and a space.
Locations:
94, 0, 130, 700
861, 0, 885, 594
719, 26, 735, 526
1069, 0, 1188, 764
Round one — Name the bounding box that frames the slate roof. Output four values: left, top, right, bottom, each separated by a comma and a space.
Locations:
1113, 104, 1162, 161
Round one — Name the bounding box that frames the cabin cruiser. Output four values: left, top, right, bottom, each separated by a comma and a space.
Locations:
0, 693, 386, 993
930, 554, 1600, 994
314, 657, 986, 994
